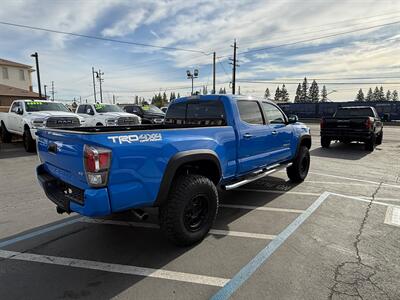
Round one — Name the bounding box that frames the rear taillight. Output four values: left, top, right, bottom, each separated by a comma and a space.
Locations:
84, 145, 111, 187
320, 118, 325, 129
365, 117, 373, 129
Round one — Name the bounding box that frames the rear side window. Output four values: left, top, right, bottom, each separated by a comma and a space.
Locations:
262, 102, 286, 124
237, 100, 264, 125
77, 105, 86, 113
165, 102, 187, 124
186, 101, 226, 125
335, 108, 374, 118
165, 101, 226, 126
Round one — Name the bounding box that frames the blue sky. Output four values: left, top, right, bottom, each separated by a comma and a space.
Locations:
0, 0, 399, 103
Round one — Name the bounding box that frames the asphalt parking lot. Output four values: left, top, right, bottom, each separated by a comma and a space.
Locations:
1, 123, 400, 300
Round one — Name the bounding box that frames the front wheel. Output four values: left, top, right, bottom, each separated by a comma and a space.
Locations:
23, 128, 36, 152
1, 122, 12, 143
321, 137, 331, 148
287, 146, 310, 183
365, 135, 376, 151
159, 174, 218, 246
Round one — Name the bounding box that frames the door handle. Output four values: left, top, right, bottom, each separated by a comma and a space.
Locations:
243, 133, 253, 139
272, 130, 278, 135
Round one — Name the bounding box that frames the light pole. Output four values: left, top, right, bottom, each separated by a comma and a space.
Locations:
30, 52, 42, 98
186, 69, 199, 95
44, 84, 47, 99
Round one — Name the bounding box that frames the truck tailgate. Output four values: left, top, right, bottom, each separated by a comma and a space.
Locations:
37, 130, 88, 189
324, 117, 367, 130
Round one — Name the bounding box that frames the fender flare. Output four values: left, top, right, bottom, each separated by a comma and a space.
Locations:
295, 134, 311, 158
153, 149, 222, 207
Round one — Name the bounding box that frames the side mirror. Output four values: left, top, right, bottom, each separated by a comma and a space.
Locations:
16, 107, 23, 115
288, 115, 298, 124
86, 109, 94, 115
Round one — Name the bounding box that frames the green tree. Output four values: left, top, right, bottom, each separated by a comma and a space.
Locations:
300, 77, 308, 102
366, 88, 373, 101
355, 89, 365, 102
177, 93, 180, 98
321, 85, 328, 102
378, 86, 385, 101
392, 90, 399, 101
264, 88, 271, 99
386, 90, 391, 101
202, 86, 208, 95
280, 84, 289, 102
373, 86, 380, 101
274, 86, 281, 102
309, 80, 319, 102
294, 83, 301, 103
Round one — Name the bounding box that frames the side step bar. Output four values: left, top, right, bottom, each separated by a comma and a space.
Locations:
222, 162, 292, 190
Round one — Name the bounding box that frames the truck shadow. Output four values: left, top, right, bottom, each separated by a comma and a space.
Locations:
0, 176, 301, 299
0, 142, 35, 159
310, 142, 372, 160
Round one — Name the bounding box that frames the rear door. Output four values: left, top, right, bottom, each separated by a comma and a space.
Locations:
262, 102, 293, 162
236, 100, 271, 174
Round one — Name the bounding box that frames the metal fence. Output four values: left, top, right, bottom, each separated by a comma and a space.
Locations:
277, 101, 400, 121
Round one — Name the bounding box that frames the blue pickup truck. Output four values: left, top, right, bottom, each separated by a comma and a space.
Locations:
36, 95, 311, 245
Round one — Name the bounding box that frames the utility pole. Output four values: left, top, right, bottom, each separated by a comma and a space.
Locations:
30, 52, 42, 98
212, 52, 216, 94
92, 67, 97, 103
229, 39, 239, 95
95, 69, 104, 103
51, 81, 55, 101
44, 85, 47, 99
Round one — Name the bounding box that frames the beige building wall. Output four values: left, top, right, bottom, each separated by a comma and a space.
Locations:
0, 65, 33, 91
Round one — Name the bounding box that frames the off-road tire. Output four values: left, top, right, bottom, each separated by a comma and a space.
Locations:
287, 146, 310, 183
321, 137, 331, 148
0, 122, 12, 143
159, 174, 218, 246
375, 131, 383, 145
23, 128, 36, 152
365, 135, 376, 151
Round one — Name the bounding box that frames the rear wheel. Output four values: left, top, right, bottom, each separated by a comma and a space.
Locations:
96, 123, 104, 127
375, 131, 383, 145
23, 128, 36, 152
321, 137, 331, 148
364, 135, 376, 151
287, 146, 310, 183
0, 122, 12, 143
159, 174, 218, 246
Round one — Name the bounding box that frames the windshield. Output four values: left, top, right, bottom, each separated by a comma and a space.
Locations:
335, 108, 374, 118
142, 105, 164, 114
25, 101, 70, 112
94, 104, 123, 113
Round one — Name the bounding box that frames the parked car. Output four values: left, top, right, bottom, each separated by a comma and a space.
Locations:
320, 106, 383, 151
122, 104, 165, 124
76, 103, 141, 127
36, 95, 311, 246
0, 99, 83, 152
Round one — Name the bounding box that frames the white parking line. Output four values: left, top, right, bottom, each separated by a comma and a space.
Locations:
220, 204, 305, 214
0, 249, 229, 287
236, 188, 320, 196
384, 206, 400, 227
304, 181, 377, 187
81, 218, 277, 240
309, 171, 400, 189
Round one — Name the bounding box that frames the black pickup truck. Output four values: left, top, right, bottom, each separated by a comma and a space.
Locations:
320, 106, 383, 151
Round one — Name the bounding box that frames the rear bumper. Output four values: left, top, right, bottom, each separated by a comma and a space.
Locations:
320, 130, 372, 140
37, 164, 111, 217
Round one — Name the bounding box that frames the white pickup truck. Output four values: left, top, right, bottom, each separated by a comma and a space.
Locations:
76, 103, 141, 127
0, 100, 84, 152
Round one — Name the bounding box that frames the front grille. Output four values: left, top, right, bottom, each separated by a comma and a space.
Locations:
117, 117, 140, 126
46, 117, 80, 128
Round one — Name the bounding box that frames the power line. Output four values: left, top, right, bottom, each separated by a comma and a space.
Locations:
237, 20, 400, 56
0, 21, 208, 54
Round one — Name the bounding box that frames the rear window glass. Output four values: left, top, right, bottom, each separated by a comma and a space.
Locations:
165, 101, 226, 126
335, 108, 374, 118
237, 100, 264, 125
